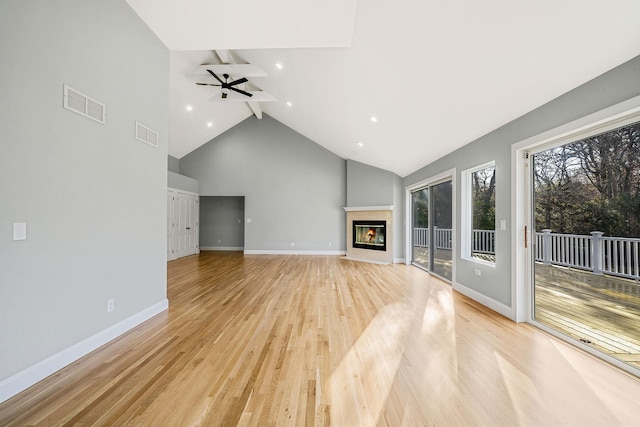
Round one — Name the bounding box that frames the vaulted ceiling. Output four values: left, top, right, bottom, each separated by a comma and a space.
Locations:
126, 0, 640, 177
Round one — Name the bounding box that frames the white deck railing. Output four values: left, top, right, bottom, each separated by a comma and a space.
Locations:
414, 227, 640, 281
413, 227, 492, 253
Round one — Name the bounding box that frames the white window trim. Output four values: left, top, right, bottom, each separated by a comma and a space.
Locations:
461, 161, 496, 267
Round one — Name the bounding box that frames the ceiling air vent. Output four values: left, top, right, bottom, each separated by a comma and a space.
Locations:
135, 122, 159, 148
63, 84, 106, 124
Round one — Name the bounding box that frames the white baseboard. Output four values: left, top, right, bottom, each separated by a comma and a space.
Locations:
394, 258, 406, 264
0, 299, 169, 404
244, 250, 347, 256
453, 282, 515, 320
200, 246, 244, 251
344, 256, 391, 265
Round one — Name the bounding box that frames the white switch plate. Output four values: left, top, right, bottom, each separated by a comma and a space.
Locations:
500, 219, 507, 230
247, 218, 252, 223
13, 223, 27, 240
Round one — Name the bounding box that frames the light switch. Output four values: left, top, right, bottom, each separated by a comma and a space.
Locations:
13, 223, 27, 240
247, 218, 252, 223
500, 220, 507, 230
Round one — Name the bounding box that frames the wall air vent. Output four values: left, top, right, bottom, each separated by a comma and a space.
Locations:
135, 121, 159, 148
63, 84, 106, 124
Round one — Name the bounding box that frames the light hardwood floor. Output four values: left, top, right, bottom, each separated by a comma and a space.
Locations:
1, 252, 640, 426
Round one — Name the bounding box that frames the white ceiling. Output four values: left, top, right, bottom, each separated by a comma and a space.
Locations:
127, 0, 640, 177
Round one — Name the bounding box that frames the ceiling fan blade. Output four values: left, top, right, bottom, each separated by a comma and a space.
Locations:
227, 77, 248, 87
229, 86, 253, 97
196, 82, 222, 86
206, 69, 225, 84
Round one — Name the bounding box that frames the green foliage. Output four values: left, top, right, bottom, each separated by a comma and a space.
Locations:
533, 121, 640, 237
472, 166, 495, 230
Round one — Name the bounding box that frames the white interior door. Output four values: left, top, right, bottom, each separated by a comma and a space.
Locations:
168, 190, 199, 261
176, 192, 199, 258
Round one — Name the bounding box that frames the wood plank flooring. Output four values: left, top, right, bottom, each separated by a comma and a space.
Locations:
2, 252, 640, 426
534, 264, 640, 368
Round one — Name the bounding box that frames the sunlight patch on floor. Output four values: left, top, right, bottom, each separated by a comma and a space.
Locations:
328, 302, 413, 426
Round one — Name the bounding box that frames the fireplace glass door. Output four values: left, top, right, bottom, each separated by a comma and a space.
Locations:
411, 179, 453, 281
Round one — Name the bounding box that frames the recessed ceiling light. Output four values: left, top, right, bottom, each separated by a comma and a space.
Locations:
185, 105, 193, 111
369, 116, 378, 123
357, 141, 364, 147
207, 121, 213, 127
286, 101, 292, 107
275, 62, 283, 70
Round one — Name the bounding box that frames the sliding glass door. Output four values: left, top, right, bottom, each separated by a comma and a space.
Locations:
530, 119, 640, 373
432, 181, 453, 279
411, 180, 453, 281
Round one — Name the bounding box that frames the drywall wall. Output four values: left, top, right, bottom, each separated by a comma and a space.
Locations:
200, 196, 245, 249
0, 0, 169, 399
404, 55, 640, 309
346, 159, 396, 206
180, 115, 346, 252
168, 155, 180, 173
393, 174, 405, 261
168, 171, 199, 194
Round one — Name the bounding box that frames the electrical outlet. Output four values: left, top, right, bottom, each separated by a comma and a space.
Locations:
290, 242, 296, 247
474, 269, 482, 276
218, 239, 221, 243
328, 242, 332, 247
107, 298, 114, 313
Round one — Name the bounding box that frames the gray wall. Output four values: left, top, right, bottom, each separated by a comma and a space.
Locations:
404, 55, 640, 307
392, 174, 405, 261
0, 0, 169, 383
168, 155, 180, 173
346, 159, 395, 206
180, 115, 346, 252
200, 197, 245, 249
168, 171, 199, 194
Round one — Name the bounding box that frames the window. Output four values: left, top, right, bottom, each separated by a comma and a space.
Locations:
462, 162, 496, 264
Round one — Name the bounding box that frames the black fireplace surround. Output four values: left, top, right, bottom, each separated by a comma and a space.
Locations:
352, 220, 386, 251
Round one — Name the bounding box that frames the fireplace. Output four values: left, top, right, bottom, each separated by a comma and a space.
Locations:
353, 220, 386, 251
345, 206, 393, 264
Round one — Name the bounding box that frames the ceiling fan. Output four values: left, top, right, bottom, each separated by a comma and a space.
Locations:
196, 69, 252, 99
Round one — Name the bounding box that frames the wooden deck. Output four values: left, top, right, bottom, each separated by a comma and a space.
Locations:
534, 264, 640, 369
